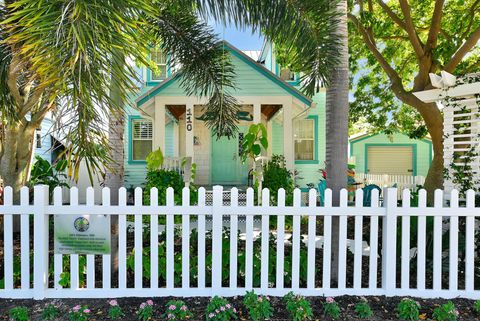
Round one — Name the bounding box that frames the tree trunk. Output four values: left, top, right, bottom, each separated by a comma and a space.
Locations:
104, 49, 126, 280
326, 0, 349, 283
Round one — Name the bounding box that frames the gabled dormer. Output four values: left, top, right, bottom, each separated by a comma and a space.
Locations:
259, 41, 301, 87
143, 47, 172, 87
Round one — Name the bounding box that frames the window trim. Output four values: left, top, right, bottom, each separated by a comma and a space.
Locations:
294, 115, 319, 164
128, 115, 153, 164
147, 48, 170, 83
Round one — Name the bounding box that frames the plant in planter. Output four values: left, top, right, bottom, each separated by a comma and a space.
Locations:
9, 306, 29, 321
163, 300, 193, 320
322, 297, 341, 319
284, 292, 313, 321
205, 296, 237, 321
243, 291, 273, 321
354, 299, 373, 319
397, 298, 420, 321
68, 305, 91, 321
137, 300, 154, 321
107, 300, 124, 320
41, 304, 59, 320
432, 301, 459, 321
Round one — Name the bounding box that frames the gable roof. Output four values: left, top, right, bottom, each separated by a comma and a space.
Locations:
136, 41, 312, 107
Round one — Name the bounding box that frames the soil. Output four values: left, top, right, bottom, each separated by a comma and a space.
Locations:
0, 295, 478, 321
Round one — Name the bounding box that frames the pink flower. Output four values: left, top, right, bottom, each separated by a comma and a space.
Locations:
258, 297, 263, 302
140, 303, 146, 309
233, 308, 237, 313
83, 309, 90, 314
326, 297, 335, 304
180, 305, 187, 311
72, 305, 81, 312
167, 314, 174, 319
109, 300, 118, 307
266, 296, 270, 301
215, 309, 219, 313
208, 313, 215, 318
147, 300, 154, 306
220, 306, 225, 311
226, 304, 231, 309
169, 305, 176, 310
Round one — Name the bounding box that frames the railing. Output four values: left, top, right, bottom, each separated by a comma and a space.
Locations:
0, 185, 479, 299
356, 173, 426, 198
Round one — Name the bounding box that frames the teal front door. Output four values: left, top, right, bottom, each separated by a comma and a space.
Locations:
211, 127, 249, 185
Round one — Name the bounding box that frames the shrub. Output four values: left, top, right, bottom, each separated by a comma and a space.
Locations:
107, 300, 124, 320
474, 300, 480, 314
262, 155, 295, 205
397, 298, 420, 321
41, 304, 59, 320
355, 300, 373, 319
68, 305, 91, 321
205, 296, 237, 321
163, 300, 193, 320
284, 292, 313, 321
9, 306, 29, 321
432, 302, 458, 321
243, 291, 273, 321
322, 297, 341, 319
136, 300, 154, 321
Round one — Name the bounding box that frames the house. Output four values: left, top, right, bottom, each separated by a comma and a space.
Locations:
349, 132, 433, 177
124, 41, 326, 189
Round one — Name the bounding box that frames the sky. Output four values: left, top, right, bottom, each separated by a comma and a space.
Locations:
211, 23, 264, 51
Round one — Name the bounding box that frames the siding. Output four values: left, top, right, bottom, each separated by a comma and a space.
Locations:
35, 118, 54, 163
350, 133, 432, 177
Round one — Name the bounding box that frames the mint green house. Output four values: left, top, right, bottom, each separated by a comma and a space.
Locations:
349, 132, 433, 177
124, 41, 326, 188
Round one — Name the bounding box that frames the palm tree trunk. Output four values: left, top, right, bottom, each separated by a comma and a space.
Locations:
104, 49, 125, 278
325, 0, 349, 283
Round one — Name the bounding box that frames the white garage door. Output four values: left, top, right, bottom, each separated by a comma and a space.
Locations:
367, 146, 414, 175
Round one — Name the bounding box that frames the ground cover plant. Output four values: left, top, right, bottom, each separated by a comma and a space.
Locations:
163, 300, 193, 320
397, 298, 421, 321
9, 306, 29, 321
354, 299, 373, 319
322, 297, 341, 319
243, 291, 273, 321
41, 304, 59, 320
107, 300, 124, 320
205, 296, 237, 321
284, 292, 313, 321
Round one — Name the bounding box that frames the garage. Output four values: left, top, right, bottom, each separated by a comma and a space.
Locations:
367, 146, 414, 175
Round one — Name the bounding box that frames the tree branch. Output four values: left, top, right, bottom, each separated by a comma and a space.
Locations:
6, 55, 23, 108
375, 0, 406, 29
398, 0, 424, 58
444, 26, 480, 72
460, 0, 480, 40
424, 0, 445, 53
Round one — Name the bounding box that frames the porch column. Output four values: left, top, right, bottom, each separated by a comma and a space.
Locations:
185, 103, 194, 161
253, 103, 261, 124
266, 120, 273, 157
173, 121, 179, 157
283, 102, 294, 171
154, 96, 165, 152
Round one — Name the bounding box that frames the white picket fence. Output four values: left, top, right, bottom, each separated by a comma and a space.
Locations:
356, 173, 426, 198
0, 185, 479, 299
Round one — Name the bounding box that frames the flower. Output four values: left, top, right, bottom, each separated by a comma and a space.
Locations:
326, 297, 335, 304
169, 305, 177, 310
180, 305, 187, 311
109, 300, 118, 307
266, 296, 270, 301
258, 297, 263, 302
140, 303, 146, 309
147, 300, 154, 306
168, 314, 174, 319
83, 309, 91, 314
226, 304, 231, 309
215, 309, 219, 313
208, 313, 215, 318
72, 305, 81, 312
233, 308, 237, 313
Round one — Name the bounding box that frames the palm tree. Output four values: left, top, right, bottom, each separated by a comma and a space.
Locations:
0, 0, 340, 204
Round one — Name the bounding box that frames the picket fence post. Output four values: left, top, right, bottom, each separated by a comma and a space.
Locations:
211, 185, 223, 290
33, 185, 49, 300
382, 188, 398, 294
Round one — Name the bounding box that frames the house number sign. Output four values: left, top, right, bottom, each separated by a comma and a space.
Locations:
186, 106, 193, 131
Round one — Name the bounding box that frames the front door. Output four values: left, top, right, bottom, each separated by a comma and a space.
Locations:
211, 127, 249, 185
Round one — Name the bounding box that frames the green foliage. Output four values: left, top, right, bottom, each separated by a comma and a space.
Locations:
29, 156, 69, 195
205, 296, 237, 321
397, 298, 421, 321
41, 304, 59, 321
322, 297, 341, 319
9, 306, 29, 321
243, 291, 273, 321
262, 155, 295, 205
68, 305, 91, 321
474, 300, 480, 314
432, 302, 458, 321
107, 300, 124, 320
284, 292, 313, 321
163, 300, 193, 320
355, 301, 373, 319
146, 148, 165, 171
444, 144, 480, 198
57, 255, 87, 288
136, 300, 154, 321
240, 123, 268, 164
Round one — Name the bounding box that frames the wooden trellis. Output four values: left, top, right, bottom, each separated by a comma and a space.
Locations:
414, 71, 480, 195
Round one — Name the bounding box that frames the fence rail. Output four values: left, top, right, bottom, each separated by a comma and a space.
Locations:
0, 185, 479, 299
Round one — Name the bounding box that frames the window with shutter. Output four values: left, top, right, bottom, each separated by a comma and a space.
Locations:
132, 120, 153, 160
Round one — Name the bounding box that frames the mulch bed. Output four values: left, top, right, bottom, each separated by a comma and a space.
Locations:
0, 295, 478, 320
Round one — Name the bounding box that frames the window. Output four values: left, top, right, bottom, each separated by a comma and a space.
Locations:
132, 119, 153, 160
279, 67, 297, 82
294, 118, 315, 160
150, 48, 167, 80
